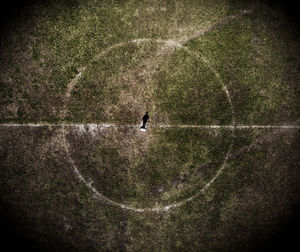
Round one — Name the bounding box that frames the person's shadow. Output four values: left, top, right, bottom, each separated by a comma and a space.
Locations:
140, 111, 149, 129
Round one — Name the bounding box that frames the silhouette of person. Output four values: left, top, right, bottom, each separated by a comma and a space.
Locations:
140, 111, 149, 129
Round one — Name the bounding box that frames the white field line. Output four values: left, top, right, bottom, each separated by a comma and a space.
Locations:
3, 8, 295, 213
1, 121, 297, 213
233, 125, 300, 129
0, 123, 299, 129
60, 124, 233, 213
59, 9, 254, 122
166, 143, 233, 210
59, 122, 298, 213
179, 10, 253, 44
60, 125, 147, 212
158, 124, 300, 129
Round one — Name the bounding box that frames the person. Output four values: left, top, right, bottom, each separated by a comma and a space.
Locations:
140, 111, 149, 129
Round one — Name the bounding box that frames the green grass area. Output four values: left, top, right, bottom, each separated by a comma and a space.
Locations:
0, 0, 233, 124
67, 41, 160, 123
155, 47, 232, 125
2, 0, 298, 125
67, 39, 232, 124
0, 0, 299, 251
188, 12, 299, 125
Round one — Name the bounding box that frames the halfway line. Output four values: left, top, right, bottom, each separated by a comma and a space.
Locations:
0, 123, 299, 129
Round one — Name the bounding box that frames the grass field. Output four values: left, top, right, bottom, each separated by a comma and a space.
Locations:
0, 0, 299, 251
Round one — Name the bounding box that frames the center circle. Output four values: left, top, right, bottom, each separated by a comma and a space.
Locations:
62, 38, 235, 212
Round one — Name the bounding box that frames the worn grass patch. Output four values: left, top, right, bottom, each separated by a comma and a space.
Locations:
65, 126, 232, 208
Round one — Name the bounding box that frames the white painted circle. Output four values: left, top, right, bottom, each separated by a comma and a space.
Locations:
61, 38, 236, 212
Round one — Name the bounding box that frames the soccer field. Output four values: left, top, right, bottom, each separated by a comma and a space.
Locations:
0, 0, 299, 251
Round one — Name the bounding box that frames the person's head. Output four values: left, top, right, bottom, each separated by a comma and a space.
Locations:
146, 111, 148, 115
